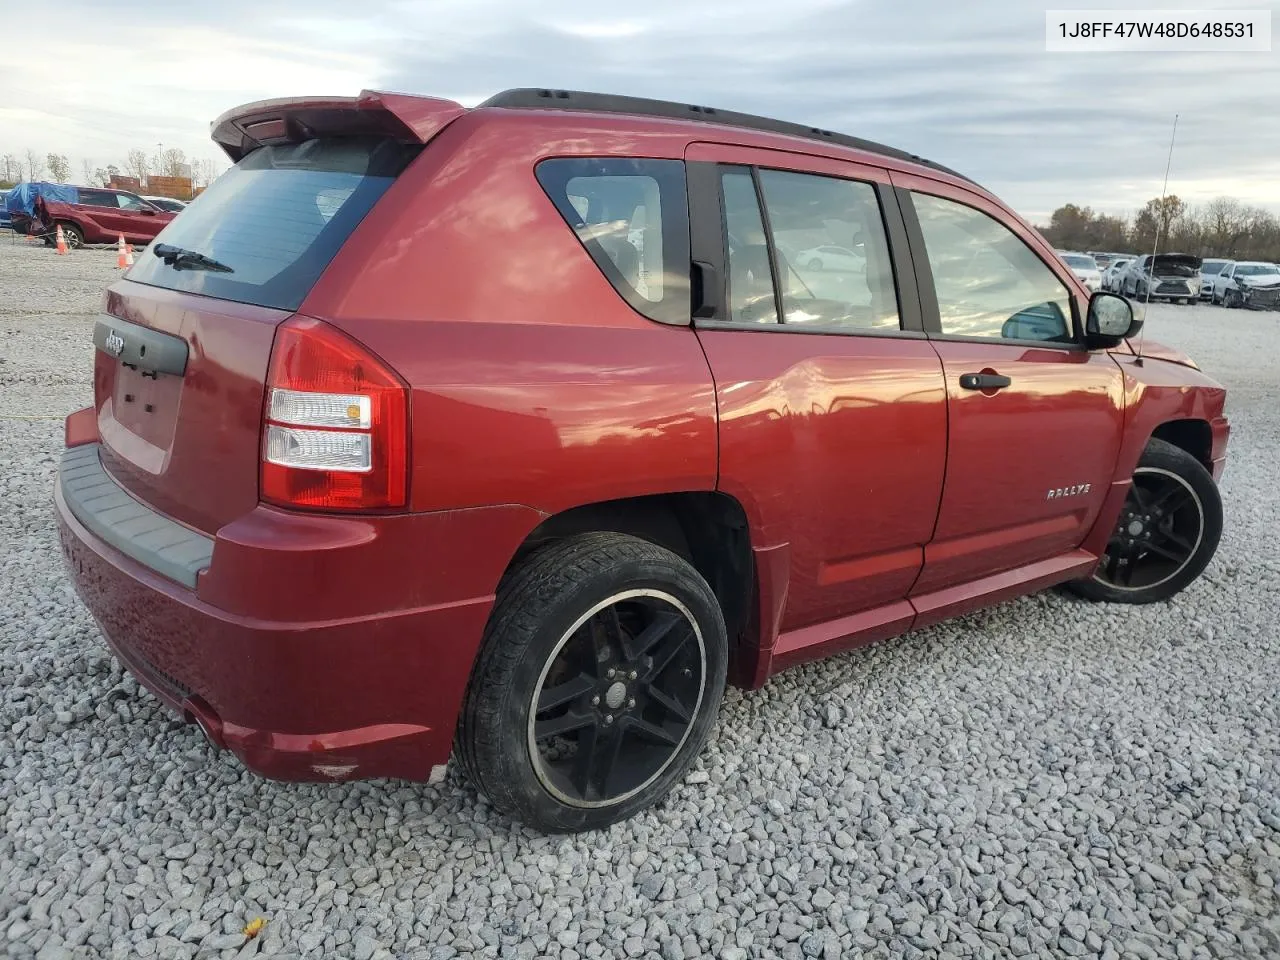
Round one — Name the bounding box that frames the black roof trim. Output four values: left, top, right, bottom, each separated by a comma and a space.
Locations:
479, 88, 974, 184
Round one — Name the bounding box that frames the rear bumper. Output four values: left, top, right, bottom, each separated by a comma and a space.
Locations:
55, 434, 540, 783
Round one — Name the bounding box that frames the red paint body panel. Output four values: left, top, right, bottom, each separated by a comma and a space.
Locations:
96, 283, 288, 535
697, 328, 947, 630
55, 478, 539, 780
913, 343, 1125, 593
55, 92, 1233, 786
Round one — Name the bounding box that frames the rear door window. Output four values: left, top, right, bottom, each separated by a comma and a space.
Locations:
536, 158, 690, 325
125, 137, 420, 311
756, 169, 901, 330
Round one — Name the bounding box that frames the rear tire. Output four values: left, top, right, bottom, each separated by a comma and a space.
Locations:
1068, 439, 1221, 605
457, 533, 728, 833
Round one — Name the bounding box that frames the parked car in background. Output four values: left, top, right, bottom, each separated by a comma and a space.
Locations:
795, 244, 864, 271
37, 187, 174, 248
1117, 254, 1202, 303
0, 189, 11, 229
1059, 251, 1103, 291
142, 196, 188, 214
56, 87, 1230, 833
1102, 258, 1131, 293
1212, 261, 1280, 308
1198, 259, 1230, 300
1090, 251, 1128, 271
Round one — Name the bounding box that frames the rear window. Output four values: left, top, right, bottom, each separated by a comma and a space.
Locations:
126, 137, 420, 311
1062, 254, 1096, 269
536, 157, 690, 325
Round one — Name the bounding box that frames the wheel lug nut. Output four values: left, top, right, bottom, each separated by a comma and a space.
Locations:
628, 670, 638, 680
603, 715, 614, 726
627, 698, 636, 709
591, 695, 600, 706
606, 668, 616, 679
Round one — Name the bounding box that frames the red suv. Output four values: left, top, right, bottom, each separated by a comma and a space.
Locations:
56, 89, 1230, 832
39, 186, 175, 247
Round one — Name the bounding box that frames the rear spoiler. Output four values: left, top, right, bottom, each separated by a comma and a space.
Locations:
211, 90, 466, 162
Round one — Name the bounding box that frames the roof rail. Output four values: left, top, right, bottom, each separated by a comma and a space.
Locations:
478, 88, 974, 184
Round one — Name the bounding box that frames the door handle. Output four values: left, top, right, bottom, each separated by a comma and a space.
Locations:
959, 372, 1012, 391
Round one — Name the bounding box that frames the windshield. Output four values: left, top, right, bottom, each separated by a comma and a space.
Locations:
125, 137, 420, 310
1235, 263, 1279, 277
1201, 259, 1228, 273
1062, 254, 1096, 269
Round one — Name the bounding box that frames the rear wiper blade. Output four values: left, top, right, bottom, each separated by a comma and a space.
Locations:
152, 243, 234, 273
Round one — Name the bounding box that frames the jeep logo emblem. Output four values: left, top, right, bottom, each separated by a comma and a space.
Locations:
104, 331, 125, 356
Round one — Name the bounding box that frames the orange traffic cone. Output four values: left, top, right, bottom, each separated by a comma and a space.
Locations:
116, 234, 128, 269
124, 244, 135, 267
55, 224, 68, 255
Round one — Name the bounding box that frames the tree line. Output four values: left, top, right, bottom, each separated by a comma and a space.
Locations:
0, 148, 220, 191
1040, 196, 1280, 263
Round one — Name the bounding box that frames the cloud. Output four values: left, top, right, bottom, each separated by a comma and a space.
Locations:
4, 0, 1276, 219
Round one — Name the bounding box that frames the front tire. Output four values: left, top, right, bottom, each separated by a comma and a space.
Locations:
1069, 439, 1222, 604
457, 533, 728, 833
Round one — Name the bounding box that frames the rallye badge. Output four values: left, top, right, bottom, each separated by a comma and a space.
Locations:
1046, 483, 1091, 500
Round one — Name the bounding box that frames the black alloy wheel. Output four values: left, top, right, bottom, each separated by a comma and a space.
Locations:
457, 533, 727, 832
1069, 439, 1222, 604
528, 589, 704, 808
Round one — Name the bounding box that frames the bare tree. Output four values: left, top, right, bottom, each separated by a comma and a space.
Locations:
193, 157, 219, 187
157, 147, 187, 178
46, 153, 71, 183
1, 153, 18, 183
1201, 197, 1254, 258
25, 149, 45, 181
125, 148, 150, 184
81, 158, 95, 185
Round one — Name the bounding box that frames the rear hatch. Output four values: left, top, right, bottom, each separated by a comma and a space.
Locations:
94, 94, 460, 535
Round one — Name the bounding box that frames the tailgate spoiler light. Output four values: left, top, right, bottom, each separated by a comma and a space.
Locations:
211, 90, 466, 162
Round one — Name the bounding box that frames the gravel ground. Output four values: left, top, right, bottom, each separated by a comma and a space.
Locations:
2, 240, 1278, 960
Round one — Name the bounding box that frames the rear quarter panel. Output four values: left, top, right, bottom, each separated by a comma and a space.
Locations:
303, 112, 718, 521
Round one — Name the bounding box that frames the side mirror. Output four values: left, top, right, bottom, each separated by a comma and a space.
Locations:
141, 208, 157, 216
1086, 292, 1141, 348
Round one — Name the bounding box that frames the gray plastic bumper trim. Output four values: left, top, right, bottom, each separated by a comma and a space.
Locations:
59, 444, 213, 588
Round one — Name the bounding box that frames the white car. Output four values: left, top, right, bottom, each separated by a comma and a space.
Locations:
1101, 258, 1131, 293
1213, 261, 1280, 308
795, 245, 864, 272
1059, 252, 1103, 292
1198, 258, 1230, 300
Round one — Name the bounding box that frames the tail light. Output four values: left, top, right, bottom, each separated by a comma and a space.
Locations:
261, 316, 409, 510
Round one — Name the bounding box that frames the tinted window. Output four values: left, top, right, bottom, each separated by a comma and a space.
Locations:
125, 137, 418, 311
116, 193, 151, 211
912, 192, 1073, 343
1062, 254, 1096, 269
537, 158, 690, 325
1201, 259, 1227, 273
78, 190, 116, 208
720, 169, 777, 324
757, 169, 900, 330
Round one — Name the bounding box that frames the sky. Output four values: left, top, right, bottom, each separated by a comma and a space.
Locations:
1, 0, 1277, 223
